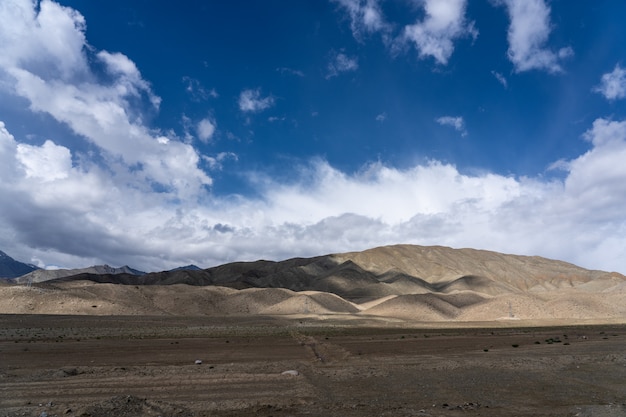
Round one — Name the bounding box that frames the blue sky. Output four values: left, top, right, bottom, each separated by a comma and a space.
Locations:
1, 0, 626, 273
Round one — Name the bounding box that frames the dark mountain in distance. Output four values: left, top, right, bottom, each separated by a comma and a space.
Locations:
0, 250, 39, 279
167, 264, 202, 272
13, 264, 145, 284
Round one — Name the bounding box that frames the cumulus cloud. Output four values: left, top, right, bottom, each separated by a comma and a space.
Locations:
197, 117, 216, 142
402, 0, 477, 65
0, 0, 211, 202
326, 52, 359, 79
498, 0, 572, 73
436, 116, 468, 137
332, 0, 389, 40
238, 88, 275, 113
332, 0, 476, 66
0, 0, 88, 79
16, 140, 72, 181
594, 64, 626, 101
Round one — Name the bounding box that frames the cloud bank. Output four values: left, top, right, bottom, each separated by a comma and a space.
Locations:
3, 114, 626, 273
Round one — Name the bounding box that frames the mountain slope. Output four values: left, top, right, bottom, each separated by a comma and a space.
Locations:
3, 244, 625, 323
45, 244, 625, 298
0, 250, 39, 279
13, 264, 145, 284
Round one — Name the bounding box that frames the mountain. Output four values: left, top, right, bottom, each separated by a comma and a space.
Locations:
0, 250, 39, 279
2, 245, 625, 322
167, 264, 202, 272
45, 244, 624, 299
13, 264, 145, 284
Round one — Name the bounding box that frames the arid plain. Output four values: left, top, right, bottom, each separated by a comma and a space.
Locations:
1, 245, 626, 416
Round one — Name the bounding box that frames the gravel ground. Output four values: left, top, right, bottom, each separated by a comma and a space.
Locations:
1, 315, 625, 417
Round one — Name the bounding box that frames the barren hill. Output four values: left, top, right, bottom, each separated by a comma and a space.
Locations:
12, 264, 145, 284
1, 245, 625, 323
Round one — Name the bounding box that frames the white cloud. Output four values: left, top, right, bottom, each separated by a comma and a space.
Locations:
332, 0, 388, 40
0, 0, 212, 202
594, 64, 626, 100
0, 0, 211, 202
182, 76, 217, 100
197, 117, 216, 142
0, 122, 20, 180
333, 0, 477, 66
238, 88, 275, 113
16, 140, 72, 181
0, 0, 88, 80
203, 152, 237, 170
402, 0, 477, 65
492, 71, 508, 88
2, 117, 626, 273
2, 2, 626, 276
499, 0, 572, 73
277, 67, 305, 77
436, 116, 468, 137
326, 52, 359, 79
375, 112, 387, 122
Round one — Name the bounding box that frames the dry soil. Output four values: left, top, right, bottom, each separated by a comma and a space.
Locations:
1, 315, 625, 417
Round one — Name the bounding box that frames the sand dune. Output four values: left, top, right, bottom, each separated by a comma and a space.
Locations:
1, 244, 625, 324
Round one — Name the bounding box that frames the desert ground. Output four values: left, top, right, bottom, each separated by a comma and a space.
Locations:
1, 314, 625, 417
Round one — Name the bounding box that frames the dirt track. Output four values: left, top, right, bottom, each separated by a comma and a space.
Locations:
1, 315, 625, 416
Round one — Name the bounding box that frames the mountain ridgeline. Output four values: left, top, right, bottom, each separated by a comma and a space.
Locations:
0, 250, 39, 279
36, 245, 625, 300
2, 245, 625, 321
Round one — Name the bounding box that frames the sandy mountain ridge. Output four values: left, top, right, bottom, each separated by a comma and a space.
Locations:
1, 244, 625, 323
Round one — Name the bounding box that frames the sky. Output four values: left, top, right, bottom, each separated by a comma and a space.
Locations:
1, 0, 626, 273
